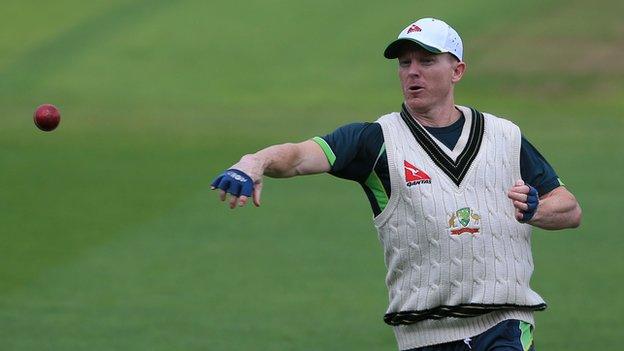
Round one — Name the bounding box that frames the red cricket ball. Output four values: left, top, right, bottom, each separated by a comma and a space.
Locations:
34, 104, 61, 132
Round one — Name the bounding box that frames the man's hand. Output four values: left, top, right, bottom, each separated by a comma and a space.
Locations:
211, 155, 265, 209
507, 179, 539, 223
211, 168, 262, 209
210, 140, 330, 209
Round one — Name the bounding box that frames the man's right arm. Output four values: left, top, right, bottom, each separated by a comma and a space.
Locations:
246, 140, 331, 178
211, 140, 330, 209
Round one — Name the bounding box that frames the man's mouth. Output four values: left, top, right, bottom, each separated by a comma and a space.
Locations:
408, 85, 424, 93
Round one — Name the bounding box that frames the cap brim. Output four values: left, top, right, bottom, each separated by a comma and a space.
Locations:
383, 38, 443, 59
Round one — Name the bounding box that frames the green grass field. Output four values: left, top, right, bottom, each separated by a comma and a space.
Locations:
1, 0, 623, 349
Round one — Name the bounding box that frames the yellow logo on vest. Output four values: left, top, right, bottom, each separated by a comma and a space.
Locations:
448, 207, 481, 235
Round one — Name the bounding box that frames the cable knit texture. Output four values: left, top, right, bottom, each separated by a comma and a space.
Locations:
374, 106, 545, 350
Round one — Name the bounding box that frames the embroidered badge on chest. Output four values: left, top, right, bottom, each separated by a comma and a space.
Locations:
448, 207, 481, 235
404, 160, 431, 187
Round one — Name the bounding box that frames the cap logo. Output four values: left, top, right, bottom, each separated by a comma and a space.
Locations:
407, 25, 422, 34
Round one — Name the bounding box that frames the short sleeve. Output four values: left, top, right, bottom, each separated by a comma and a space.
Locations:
313, 122, 384, 182
520, 136, 563, 195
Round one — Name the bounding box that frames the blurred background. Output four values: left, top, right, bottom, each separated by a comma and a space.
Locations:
1, 0, 622, 350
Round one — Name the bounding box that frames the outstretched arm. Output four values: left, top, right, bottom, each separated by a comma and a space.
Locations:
211, 140, 330, 209
507, 180, 582, 230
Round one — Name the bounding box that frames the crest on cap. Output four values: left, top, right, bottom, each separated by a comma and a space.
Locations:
407, 24, 422, 34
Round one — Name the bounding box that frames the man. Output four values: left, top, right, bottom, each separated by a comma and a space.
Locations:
211, 18, 581, 351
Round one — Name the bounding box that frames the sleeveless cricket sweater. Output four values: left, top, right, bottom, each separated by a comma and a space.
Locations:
375, 105, 546, 350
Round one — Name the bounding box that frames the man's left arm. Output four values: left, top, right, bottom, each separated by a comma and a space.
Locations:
508, 180, 582, 230
507, 135, 582, 230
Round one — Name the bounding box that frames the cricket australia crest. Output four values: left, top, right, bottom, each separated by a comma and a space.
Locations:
448, 207, 481, 235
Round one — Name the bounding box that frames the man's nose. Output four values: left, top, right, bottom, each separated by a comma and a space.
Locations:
407, 62, 421, 76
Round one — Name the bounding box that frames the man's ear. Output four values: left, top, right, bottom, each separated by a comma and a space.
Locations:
451, 60, 466, 83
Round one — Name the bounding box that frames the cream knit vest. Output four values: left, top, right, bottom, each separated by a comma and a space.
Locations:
375, 106, 546, 350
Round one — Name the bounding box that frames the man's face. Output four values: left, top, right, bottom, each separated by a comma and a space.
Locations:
397, 43, 465, 113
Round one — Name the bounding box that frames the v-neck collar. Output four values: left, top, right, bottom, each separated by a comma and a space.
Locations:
423, 109, 471, 161
400, 104, 485, 186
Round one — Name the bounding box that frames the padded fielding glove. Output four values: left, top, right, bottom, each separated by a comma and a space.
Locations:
211, 169, 254, 197
520, 185, 539, 222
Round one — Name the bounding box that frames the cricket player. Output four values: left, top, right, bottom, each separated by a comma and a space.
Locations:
211, 18, 582, 351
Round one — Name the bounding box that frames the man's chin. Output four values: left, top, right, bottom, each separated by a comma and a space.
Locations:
404, 98, 429, 113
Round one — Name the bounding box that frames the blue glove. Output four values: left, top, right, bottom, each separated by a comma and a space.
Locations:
211, 169, 254, 197
520, 185, 539, 222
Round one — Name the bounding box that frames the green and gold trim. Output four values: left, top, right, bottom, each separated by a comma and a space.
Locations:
365, 170, 389, 212
519, 321, 534, 351
312, 136, 336, 166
